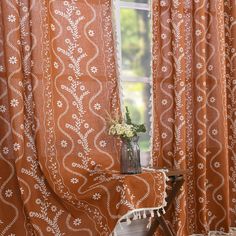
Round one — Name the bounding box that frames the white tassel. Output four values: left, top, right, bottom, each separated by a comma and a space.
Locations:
133, 212, 138, 220
126, 217, 132, 225
147, 217, 152, 229
156, 210, 161, 217
162, 208, 166, 214
138, 212, 141, 219
143, 211, 147, 219
150, 210, 154, 217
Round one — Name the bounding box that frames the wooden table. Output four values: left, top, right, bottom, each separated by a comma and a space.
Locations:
147, 169, 187, 236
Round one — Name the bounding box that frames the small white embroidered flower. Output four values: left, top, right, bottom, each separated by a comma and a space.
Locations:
61, 140, 67, 148
80, 85, 85, 91
51, 205, 57, 212
90, 66, 98, 74
5, 189, 13, 198
161, 133, 167, 139
51, 24, 56, 31
2, 147, 9, 155
161, 33, 167, 39
197, 163, 204, 170
195, 29, 202, 36
214, 162, 220, 168
77, 48, 83, 53
160, 1, 166, 6
99, 140, 107, 148
0, 105, 6, 113
0, 65, 4, 72
25, 45, 30, 52
92, 193, 101, 200
73, 218, 82, 226
196, 63, 203, 69
13, 143, 20, 151
94, 103, 101, 110
212, 129, 218, 136
10, 99, 19, 107
197, 129, 203, 136
88, 30, 95, 37
54, 62, 59, 69
179, 115, 184, 121
197, 96, 203, 102
208, 65, 213, 71
161, 99, 167, 105
198, 197, 204, 203
208, 211, 212, 216
20, 187, 24, 194
217, 195, 222, 201
161, 66, 167, 72
22, 6, 28, 12
57, 100, 63, 108
210, 97, 215, 103
84, 123, 89, 129
9, 56, 17, 65
8, 15, 16, 23
70, 178, 79, 184
90, 161, 96, 166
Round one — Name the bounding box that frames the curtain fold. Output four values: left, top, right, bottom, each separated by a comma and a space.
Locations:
0, 1, 168, 235
152, 0, 236, 235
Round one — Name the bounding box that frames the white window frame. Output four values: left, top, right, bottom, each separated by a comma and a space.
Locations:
114, 1, 152, 162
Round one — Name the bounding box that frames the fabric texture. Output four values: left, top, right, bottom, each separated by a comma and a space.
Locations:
0, 0, 167, 235
152, 0, 236, 235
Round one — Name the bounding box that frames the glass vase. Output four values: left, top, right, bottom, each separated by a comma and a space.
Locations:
120, 136, 141, 174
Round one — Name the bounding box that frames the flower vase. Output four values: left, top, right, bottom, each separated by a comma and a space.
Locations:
120, 136, 141, 174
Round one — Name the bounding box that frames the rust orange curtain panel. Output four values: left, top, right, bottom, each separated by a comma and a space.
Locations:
0, 0, 168, 235
152, 0, 236, 235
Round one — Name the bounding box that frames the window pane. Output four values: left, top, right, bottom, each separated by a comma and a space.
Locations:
122, 82, 151, 152
120, 8, 151, 78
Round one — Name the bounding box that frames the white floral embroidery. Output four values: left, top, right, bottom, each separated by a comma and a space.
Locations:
10, 99, 19, 107
84, 123, 89, 129
197, 163, 204, 169
54, 62, 59, 69
80, 85, 85, 91
161, 66, 167, 72
61, 140, 68, 148
57, 100, 63, 108
197, 129, 203, 136
214, 162, 220, 168
161, 99, 167, 105
70, 178, 79, 184
197, 96, 203, 102
210, 97, 215, 103
0, 105, 6, 113
13, 143, 20, 151
161, 33, 167, 39
51, 24, 56, 31
73, 218, 82, 226
51, 206, 57, 212
20, 187, 24, 194
9, 56, 17, 65
2, 147, 9, 155
25, 45, 30, 52
208, 65, 213, 71
0, 65, 4, 71
92, 193, 101, 200
160, 1, 166, 6
88, 30, 95, 37
217, 195, 222, 201
161, 133, 167, 139
8, 15, 16, 23
196, 63, 203, 69
99, 140, 107, 148
94, 103, 101, 110
198, 197, 204, 203
90, 66, 98, 74
5, 189, 13, 198
212, 129, 218, 135
195, 29, 202, 36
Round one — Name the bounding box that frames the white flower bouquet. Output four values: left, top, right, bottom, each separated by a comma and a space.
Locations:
108, 107, 146, 142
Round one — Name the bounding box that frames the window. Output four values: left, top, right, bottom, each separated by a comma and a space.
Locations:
114, 0, 151, 159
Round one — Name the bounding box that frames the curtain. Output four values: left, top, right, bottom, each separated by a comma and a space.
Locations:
0, 0, 167, 235
152, 0, 236, 235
